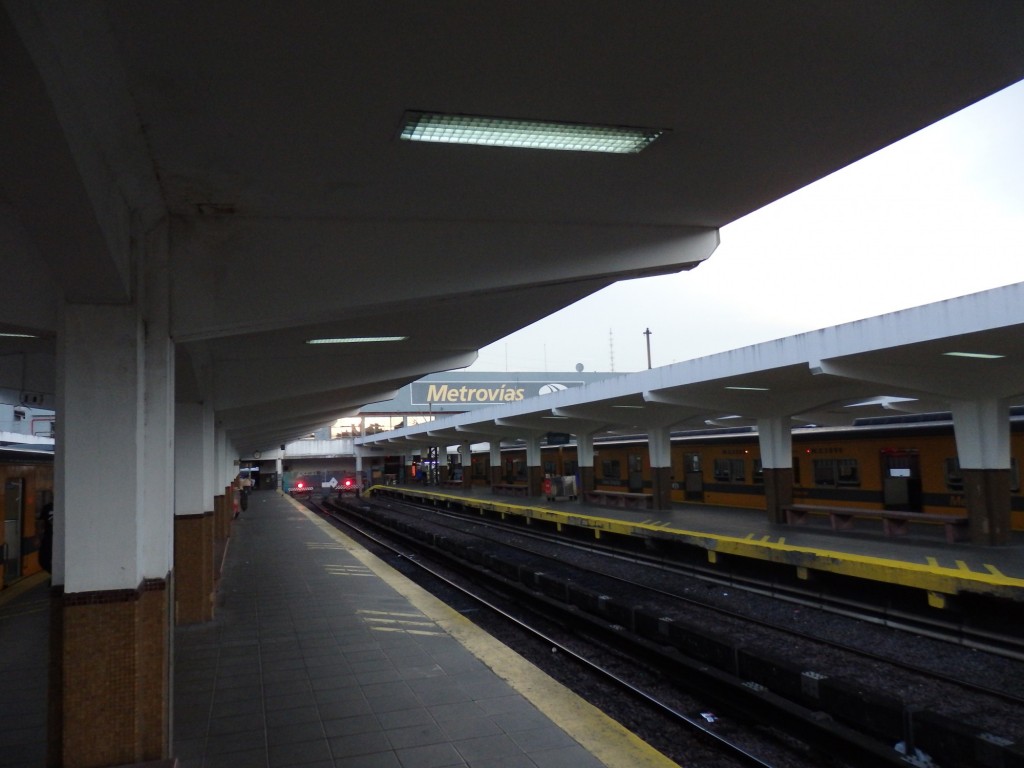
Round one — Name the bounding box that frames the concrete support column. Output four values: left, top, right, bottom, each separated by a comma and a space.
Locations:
758, 416, 794, 524
648, 425, 673, 510
355, 446, 364, 489
213, 426, 229, 542
951, 398, 1012, 545
576, 431, 596, 499
525, 435, 543, 496
174, 401, 214, 624
460, 441, 472, 488
489, 442, 503, 485
437, 445, 449, 484
55, 295, 173, 766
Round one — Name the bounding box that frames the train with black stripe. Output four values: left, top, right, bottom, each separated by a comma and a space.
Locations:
457, 409, 1024, 531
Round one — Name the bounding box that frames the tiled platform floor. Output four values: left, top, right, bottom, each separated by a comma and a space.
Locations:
172, 491, 667, 768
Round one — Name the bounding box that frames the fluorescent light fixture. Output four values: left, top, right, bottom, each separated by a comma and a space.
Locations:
0, 333, 37, 338
542, 415, 569, 420
943, 351, 1004, 359
725, 386, 770, 391
305, 336, 407, 345
611, 404, 644, 409
400, 111, 663, 154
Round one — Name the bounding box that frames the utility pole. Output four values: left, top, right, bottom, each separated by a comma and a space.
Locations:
643, 328, 652, 369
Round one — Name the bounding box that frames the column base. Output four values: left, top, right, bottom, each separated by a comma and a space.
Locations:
650, 466, 673, 510
963, 468, 1011, 545
764, 468, 794, 525
174, 512, 214, 624
56, 579, 170, 767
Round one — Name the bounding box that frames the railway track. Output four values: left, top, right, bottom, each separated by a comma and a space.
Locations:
377, 497, 1024, 705
309, 493, 1024, 767
308, 496, 859, 767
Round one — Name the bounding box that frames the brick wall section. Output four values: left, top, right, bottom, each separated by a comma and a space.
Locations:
47, 586, 64, 768
137, 579, 169, 759
174, 514, 213, 624
63, 592, 136, 767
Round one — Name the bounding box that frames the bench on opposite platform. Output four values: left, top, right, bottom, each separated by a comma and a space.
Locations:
785, 503, 969, 543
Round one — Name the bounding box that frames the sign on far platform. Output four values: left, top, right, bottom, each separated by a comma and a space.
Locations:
546, 432, 571, 445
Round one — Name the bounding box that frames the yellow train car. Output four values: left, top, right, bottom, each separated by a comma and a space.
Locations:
0, 451, 54, 588
485, 414, 1024, 531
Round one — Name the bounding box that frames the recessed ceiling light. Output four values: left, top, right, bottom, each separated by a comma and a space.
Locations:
305, 336, 407, 345
400, 111, 663, 154
725, 386, 770, 391
943, 351, 1004, 359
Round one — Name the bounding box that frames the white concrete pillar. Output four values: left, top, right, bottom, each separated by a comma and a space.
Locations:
757, 415, 794, 524
489, 441, 502, 484
59, 303, 148, 592
951, 397, 1012, 544
56, 290, 174, 761
951, 398, 1011, 468
576, 430, 596, 496
647, 425, 672, 509
525, 434, 543, 496
460, 440, 472, 486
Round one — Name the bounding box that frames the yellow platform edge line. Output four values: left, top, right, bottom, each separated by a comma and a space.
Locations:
294, 494, 676, 768
374, 487, 1024, 597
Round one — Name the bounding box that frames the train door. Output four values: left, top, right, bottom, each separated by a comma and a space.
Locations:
628, 454, 644, 492
880, 449, 922, 511
3, 478, 24, 585
683, 453, 703, 501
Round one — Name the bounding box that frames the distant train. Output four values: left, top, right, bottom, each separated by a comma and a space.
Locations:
454, 412, 1024, 531
0, 446, 54, 588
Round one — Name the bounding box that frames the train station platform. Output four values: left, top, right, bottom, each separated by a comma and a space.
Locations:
372, 484, 1024, 606
0, 490, 675, 768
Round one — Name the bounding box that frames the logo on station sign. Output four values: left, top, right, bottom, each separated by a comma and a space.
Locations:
411, 381, 583, 406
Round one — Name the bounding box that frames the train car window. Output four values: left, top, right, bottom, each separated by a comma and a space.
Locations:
813, 458, 860, 487
601, 460, 620, 480
836, 459, 859, 486
944, 458, 964, 491
629, 455, 643, 472
813, 460, 836, 486
684, 453, 701, 473
564, 460, 578, 476
792, 456, 801, 485
714, 458, 745, 482
1012, 458, 1020, 493
543, 461, 556, 475
752, 459, 764, 484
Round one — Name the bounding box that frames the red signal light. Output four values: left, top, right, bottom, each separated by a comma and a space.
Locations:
344, 478, 353, 487
296, 481, 304, 489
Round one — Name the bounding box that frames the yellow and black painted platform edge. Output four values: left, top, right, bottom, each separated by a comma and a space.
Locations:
369, 486, 1024, 602
291, 492, 676, 768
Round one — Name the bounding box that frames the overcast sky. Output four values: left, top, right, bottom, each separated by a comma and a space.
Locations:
465, 79, 1024, 375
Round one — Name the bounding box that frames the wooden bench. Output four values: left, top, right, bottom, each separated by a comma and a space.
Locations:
584, 489, 653, 510
785, 504, 969, 543
491, 483, 530, 497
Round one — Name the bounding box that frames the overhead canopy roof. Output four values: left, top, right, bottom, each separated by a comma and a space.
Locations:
357, 283, 1024, 450
1, 3, 1023, 453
